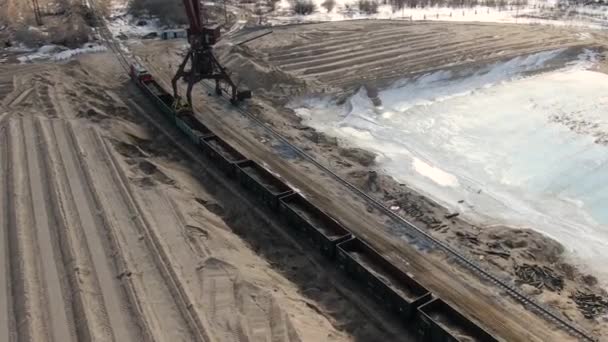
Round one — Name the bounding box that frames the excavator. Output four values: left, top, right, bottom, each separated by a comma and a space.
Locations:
171, 0, 251, 110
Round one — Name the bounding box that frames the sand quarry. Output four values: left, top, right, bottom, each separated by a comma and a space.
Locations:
2, 0, 608, 341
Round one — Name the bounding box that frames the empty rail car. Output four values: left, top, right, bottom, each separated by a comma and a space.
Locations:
130, 63, 500, 342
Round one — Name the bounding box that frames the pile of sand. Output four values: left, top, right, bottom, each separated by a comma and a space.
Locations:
216, 43, 312, 100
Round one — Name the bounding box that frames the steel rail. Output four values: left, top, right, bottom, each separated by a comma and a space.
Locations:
197, 59, 597, 342
84, 2, 595, 340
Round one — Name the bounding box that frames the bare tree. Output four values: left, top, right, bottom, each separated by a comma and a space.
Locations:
390, 0, 407, 12
254, 4, 265, 24
358, 0, 379, 13
322, 0, 336, 12
293, 0, 316, 14
269, 0, 281, 11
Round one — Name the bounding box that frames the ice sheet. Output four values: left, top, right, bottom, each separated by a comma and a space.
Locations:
290, 49, 608, 286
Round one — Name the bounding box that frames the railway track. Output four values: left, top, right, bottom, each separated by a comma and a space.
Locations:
86, 3, 596, 340
203, 84, 595, 342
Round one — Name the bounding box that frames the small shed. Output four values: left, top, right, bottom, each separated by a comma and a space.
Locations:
161, 29, 187, 40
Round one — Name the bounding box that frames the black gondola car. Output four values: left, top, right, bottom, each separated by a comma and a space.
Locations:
199, 136, 248, 176
141, 80, 175, 119
337, 237, 432, 320
176, 113, 214, 145
279, 193, 351, 257
235, 160, 292, 209
417, 298, 499, 342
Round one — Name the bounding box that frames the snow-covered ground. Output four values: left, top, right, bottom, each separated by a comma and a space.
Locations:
17, 43, 107, 63
268, 0, 608, 30
290, 49, 608, 287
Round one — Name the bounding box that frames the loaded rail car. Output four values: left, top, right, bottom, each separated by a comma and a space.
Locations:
176, 113, 215, 145
279, 193, 351, 257
142, 80, 175, 115
417, 298, 499, 342
235, 160, 293, 209
200, 135, 248, 176
337, 237, 432, 321
132, 72, 176, 118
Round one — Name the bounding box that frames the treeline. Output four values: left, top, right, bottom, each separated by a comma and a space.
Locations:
385, 0, 528, 11
293, 0, 529, 15
391, 0, 528, 8
556, 0, 608, 6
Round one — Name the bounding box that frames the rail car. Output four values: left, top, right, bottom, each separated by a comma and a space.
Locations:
279, 192, 351, 257
337, 237, 432, 320
418, 298, 498, 342
235, 160, 293, 209
200, 135, 248, 177
130, 63, 501, 342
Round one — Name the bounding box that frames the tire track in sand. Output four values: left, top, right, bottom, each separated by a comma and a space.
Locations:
133, 187, 301, 342
0, 125, 15, 342
21, 117, 76, 342
39, 118, 143, 341
126, 187, 214, 342
5, 118, 69, 342
69, 123, 197, 342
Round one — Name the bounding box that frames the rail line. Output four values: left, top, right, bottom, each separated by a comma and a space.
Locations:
85, 2, 595, 340
205, 88, 594, 342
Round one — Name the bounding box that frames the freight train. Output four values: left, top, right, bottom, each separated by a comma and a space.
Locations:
129, 62, 499, 342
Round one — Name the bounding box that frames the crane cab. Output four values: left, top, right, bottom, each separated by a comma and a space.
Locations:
187, 24, 221, 46
202, 24, 222, 45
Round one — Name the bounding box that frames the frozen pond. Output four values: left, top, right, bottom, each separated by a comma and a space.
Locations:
290, 49, 608, 286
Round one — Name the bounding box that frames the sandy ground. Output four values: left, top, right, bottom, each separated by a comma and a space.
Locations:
0, 53, 415, 341
127, 20, 608, 339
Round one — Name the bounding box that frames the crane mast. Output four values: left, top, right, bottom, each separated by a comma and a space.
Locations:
172, 0, 250, 108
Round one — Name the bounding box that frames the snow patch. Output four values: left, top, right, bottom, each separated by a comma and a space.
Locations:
413, 158, 459, 187
17, 44, 107, 63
